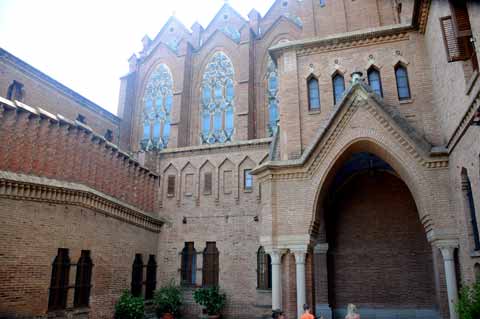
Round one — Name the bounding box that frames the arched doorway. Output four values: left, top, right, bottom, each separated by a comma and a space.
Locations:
320, 152, 437, 318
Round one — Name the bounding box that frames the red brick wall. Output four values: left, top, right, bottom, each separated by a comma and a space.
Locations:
0, 103, 158, 212
0, 198, 158, 319
326, 172, 436, 309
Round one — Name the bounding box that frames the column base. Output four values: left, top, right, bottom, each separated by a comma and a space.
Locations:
315, 304, 333, 319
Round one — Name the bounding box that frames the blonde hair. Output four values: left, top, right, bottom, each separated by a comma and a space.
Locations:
347, 304, 357, 317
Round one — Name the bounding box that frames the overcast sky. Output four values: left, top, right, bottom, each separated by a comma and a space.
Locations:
0, 0, 275, 115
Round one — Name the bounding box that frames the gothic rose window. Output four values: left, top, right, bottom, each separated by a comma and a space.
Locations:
201, 52, 235, 144
141, 64, 173, 151
266, 56, 279, 136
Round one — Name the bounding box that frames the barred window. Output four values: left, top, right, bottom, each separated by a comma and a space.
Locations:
141, 64, 173, 151
307, 76, 320, 111
367, 67, 383, 97
48, 248, 71, 311
394, 64, 411, 101
74, 250, 93, 308
131, 254, 143, 297
257, 247, 272, 290
202, 242, 219, 287
204, 172, 213, 195
145, 255, 157, 300
332, 73, 345, 105
201, 52, 235, 144
181, 242, 197, 286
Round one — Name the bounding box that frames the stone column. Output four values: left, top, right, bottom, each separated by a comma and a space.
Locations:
294, 250, 307, 319
437, 240, 459, 319
314, 243, 332, 319
269, 250, 283, 310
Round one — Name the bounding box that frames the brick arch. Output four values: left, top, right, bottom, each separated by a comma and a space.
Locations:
309, 136, 433, 239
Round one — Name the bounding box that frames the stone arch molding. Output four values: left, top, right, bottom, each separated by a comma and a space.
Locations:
254, 84, 453, 245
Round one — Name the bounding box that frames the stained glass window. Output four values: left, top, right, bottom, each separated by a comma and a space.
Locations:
141, 64, 173, 151
333, 73, 345, 105
201, 52, 235, 144
367, 67, 383, 97
266, 57, 279, 136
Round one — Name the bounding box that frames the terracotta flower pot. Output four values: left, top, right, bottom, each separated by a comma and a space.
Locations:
162, 313, 174, 319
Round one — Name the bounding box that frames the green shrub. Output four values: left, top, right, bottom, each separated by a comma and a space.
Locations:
115, 290, 145, 319
154, 280, 183, 316
193, 286, 226, 316
456, 281, 480, 319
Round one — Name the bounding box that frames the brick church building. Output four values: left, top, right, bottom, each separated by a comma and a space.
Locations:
1, 0, 480, 318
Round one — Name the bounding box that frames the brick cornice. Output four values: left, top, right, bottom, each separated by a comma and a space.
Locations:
0, 170, 165, 232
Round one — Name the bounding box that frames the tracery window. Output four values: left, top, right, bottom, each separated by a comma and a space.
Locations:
201, 52, 235, 144
266, 57, 279, 136
141, 64, 173, 151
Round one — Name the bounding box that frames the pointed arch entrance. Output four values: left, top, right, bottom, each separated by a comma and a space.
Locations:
312, 143, 438, 319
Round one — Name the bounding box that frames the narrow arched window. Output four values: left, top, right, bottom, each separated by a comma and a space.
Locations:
131, 254, 143, 297
145, 255, 157, 300
141, 64, 173, 151
257, 247, 272, 289
367, 67, 383, 97
202, 242, 219, 287
48, 248, 71, 311
308, 76, 321, 111
266, 56, 279, 136
395, 64, 411, 100
462, 169, 480, 250
201, 52, 235, 144
332, 73, 345, 105
74, 250, 93, 308
181, 242, 197, 286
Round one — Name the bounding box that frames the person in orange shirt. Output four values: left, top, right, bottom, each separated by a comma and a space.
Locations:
300, 304, 315, 319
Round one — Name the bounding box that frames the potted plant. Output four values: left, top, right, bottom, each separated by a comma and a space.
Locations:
456, 281, 480, 319
153, 280, 183, 319
114, 290, 145, 319
193, 286, 226, 319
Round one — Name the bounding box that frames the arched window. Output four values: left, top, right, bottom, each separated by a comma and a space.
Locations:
266, 56, 279, 136
367, 67, 383, 97
141, 64, 173, 151
145, 255, 157, 300
201, 52, 235, 144
462, 169, 480, 251
395, 64, 411, 100
257, 247, 272, 289
74, 250, 93, 308
308, 76, 321, 111
131, 254, 143, 297
332, 73, 345, 105
181, 242, 197, 286
202, 242, 219, 287
48, 248, 71, 311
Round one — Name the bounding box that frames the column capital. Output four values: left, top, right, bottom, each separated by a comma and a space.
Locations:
292, 249, 307, 265
266, 249, 287, 265
435, 239, 459, 261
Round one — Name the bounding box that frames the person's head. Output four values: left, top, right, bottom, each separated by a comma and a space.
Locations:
347, 304, 357, 316
272, 309, 285, 319
303, 304, 310, 313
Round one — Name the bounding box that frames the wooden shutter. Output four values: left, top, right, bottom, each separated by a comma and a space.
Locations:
440, 16, 472, 62
167, 175, 176, 196
204, 172, 212, 194
48, 248, 71, 311
203, 242, 219, 287
145, 255, 157, 300
450, 0, 472, 38
181, 242, 196, 286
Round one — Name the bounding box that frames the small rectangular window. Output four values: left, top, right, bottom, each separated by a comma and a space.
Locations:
244, 169, 253, 190
185, 173, 194, 196
204, 172, 212, 195
167, 175, 176, 197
